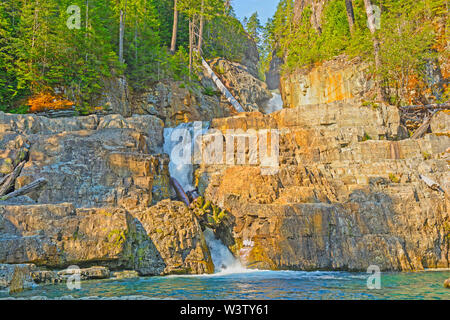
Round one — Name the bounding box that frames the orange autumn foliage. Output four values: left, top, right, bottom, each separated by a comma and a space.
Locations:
27, 93, 74, 113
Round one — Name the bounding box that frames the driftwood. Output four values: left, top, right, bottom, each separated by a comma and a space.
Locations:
399, 103, 449, 133
39, 109, 77, 118
0, 178, 48, 201
200, 56, 245, 113
170, 177, 190, 207
410, 116, 432, 139
399, 103, 449, 112
0, 161, 26, 196
419, 175, 444, 193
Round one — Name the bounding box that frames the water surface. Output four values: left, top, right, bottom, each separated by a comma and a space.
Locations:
3, 270, 449, 300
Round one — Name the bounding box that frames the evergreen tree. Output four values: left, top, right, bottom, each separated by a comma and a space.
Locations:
245, 12, 262, 43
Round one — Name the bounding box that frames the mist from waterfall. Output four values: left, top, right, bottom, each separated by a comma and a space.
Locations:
203, 228, 248, 274
262, 90, 283, 114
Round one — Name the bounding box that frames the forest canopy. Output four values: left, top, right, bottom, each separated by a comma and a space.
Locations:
0, 0, 249, 113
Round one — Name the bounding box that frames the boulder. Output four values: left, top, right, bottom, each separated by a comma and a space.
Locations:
430, 110, 450, 134
30, 270, 62, 284
134, 200, 214, 275
112, 270, 139, 279
58, 266, 110, 280
0, 204, 165, 275
444, 278, 450, 288
0, 264, 36, 293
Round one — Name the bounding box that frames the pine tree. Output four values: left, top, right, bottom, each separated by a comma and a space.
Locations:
245, 12, 262, 44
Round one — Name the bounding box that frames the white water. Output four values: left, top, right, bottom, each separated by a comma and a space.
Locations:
203, 228, 248, 274
163, 122, 209, 193
262, 90, 283, 114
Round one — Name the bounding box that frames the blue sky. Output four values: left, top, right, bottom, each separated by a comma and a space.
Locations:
231, 0, 279, 25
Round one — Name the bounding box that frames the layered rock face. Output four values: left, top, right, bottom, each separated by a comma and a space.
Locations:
131, 81, 234, 127
0, 112, 214, 277
281, 55, 373, 107
196, 102, 449, 271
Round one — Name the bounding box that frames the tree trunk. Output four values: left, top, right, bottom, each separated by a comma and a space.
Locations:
363, 0, 384, 102
200, 57, 244, 113
1, 178, 48, 201
85, 0, 89, 62
188, 18, 193, 78
345, 0, 355, 34
170, 0, 178, 53
118, 1, 129, 116
0, 161, 26, 197
119, 9, 125, 64
197, 0, 205, 53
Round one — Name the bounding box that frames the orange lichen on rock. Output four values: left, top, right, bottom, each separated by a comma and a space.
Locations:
27, 93, 74, 113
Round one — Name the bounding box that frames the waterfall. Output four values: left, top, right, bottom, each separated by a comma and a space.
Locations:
204, 228, 247, 274
163, 122, 209, 193
262, 90, 283, 114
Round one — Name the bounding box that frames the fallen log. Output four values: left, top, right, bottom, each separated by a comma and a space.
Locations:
411, 117, 432, 139
0, 178, 48, 201
0, 161, 26, 196
200, 56, 245, 113
170, 177, 190, 207
399, 103, 449, 111
419, 175, 444, 193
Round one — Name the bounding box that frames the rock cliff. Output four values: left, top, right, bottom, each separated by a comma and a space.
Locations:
280, 55, 373, 108
196, 102, 449, 271
0, 112, 214, 279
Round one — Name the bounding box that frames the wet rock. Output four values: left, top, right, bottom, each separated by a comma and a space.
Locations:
444, 278, 450, 288
112, 270, 139, 279
30, 270, 62, 284
58, 266, 110, 280
0, 264, 35, 293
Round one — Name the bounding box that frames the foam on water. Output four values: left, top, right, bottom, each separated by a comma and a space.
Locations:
203, 228, 249, 274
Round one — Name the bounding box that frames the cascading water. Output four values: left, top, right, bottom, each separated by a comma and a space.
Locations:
163, 122, 247, 274
262, 90, 283, 114
203, 228, 247, 274
163, 122, 209, 193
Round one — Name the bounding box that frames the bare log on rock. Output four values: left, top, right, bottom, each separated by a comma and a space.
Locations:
419, 175, 444, 193
399, 103, 449, 112
200, 56, 245, 113
170, 177, 190, 206
411, 117, 432, 139
0, 161, 26, 197
0, 178, 48, 201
